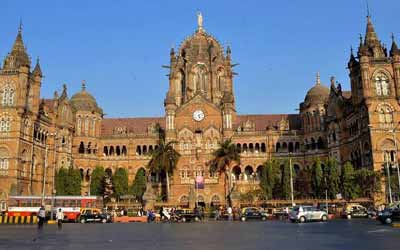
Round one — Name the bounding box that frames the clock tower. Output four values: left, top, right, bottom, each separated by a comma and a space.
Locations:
163, 13, 236, 203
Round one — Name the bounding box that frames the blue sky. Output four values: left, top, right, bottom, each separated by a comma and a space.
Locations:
1, 0, 399, 117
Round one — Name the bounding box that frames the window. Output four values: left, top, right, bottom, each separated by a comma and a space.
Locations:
375, 73, 389, 96
77, 118, 81, 135
378, 105, 393, 124
1, 85, 15, 106
0, 117, 11, 132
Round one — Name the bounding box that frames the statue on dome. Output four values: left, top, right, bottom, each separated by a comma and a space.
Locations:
197, 11, 204, 31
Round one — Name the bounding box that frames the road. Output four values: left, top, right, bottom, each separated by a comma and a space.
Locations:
0, 219, 398, 250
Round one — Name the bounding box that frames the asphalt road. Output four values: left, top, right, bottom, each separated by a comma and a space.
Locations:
0, 219, 398, 250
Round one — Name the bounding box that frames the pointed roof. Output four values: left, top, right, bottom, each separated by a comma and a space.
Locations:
390, 33, 400, 57
364, 16, 379, 46
3, 25, 31, 69
32, 57, 42, 76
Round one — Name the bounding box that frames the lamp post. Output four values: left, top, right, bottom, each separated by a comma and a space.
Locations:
289, 153, 294, 207
384, 152, 393, 204
41, 143, 48, 206
389, 124, 400, 200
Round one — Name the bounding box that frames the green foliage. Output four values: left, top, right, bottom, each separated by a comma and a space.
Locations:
355, 168, 381, 198
208, 139, 241, 205
112, 168, 129, 198
259, 159, 280, 199
341, 161, 359, 200
55, 167, 81, 195
90, 166, 106, 196
131, 168, 147, 202
312, 158, 323, 198
281, 160, 293, 200
295, 167, 313, 199
325, 158, 340, 199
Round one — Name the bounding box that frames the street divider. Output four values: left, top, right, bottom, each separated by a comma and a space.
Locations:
392, 223, 400, 228
113, 216, 147, 223
0, 215, 38, 224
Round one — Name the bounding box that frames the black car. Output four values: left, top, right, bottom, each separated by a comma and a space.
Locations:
378, 208, 400, 224
175, 209, 201, 222
240, 207, 268, 222
79, 208, 111, 223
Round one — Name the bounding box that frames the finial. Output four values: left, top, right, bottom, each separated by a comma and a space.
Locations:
350, 46, 354, 55
63, 83, 67, 91
366, 0, 371, 18
36, 56, 40, 64
81, 80, 86, 91
359, 34, 363, 45
197, 11, 204, 32
392, 33, 395, 42
316, 72, 321, 85
330, 76, 336, 87
18, 18, 23, 33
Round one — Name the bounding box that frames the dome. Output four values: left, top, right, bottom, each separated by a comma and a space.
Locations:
70, 83, 102, 114
304, 73, 329, 106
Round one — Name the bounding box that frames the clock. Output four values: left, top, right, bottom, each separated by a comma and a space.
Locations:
193, 110, 205, 121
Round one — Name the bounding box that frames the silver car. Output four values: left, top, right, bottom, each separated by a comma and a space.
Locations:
289, 206, 328, 223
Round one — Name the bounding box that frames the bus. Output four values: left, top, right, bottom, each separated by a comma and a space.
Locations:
7, 195, 102, 221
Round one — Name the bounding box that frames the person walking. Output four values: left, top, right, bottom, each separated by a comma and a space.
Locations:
227, 206, 233, 221
56, 208, 64, 230
37, 205, 46, 230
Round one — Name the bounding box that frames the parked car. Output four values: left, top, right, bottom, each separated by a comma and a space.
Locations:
240, 207, 268, 221
378, 207, 400, 224
175, 209, 201, 222
342, 204, 372, 219
79, 208, 112, 223
289, 206, 328, 223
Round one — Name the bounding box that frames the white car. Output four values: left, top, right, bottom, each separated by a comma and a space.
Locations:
289, 206, 328, 223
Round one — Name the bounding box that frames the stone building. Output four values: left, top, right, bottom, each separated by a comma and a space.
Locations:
0, 14, 399, 206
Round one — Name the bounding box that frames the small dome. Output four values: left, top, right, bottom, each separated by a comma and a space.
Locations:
70, 82, 102, 114
304, 73, 329, 106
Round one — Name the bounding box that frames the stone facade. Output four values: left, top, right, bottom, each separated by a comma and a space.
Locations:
0, 15, 399, 206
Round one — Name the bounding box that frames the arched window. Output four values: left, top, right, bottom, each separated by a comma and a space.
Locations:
294, 142, 300, 152
249, 143, 254, 153
116, 146, 121, 156
232, 166, 241, 181
375, 73, 389, 96
217, 68, 225, 91
0, 116, 11, 132
136, 145, 141, 155
0, 147, 9, 176
378, 105, 393, 124
122, 146, 127, 156
261, 143, 266, 153
103, 146, 108, 156
1, 85, 15, 106
77, 118, 81, 136
84, 117, 89, 135
288, 142, 294, 153
109, 146, 114, 156
91, 119, 96, 136
78, 142, 85, 154
276, 142, 281, 153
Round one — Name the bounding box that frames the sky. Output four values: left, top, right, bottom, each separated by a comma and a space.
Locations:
0, 0, 399, 118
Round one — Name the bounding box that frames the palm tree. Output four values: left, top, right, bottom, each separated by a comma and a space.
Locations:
147, 136, 180, 201
208, 139, 240, 206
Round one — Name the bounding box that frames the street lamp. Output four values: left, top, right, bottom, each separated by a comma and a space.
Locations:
289, 153, 294, 207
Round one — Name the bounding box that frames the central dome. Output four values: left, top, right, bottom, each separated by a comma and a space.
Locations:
70, 83, 102, 114
304, 73, 329, 106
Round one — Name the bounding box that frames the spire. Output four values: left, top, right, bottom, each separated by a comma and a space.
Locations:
348, 46, 358, 67
81, 80, 86, 91
390, 33, 400, 57
316, 72, 321, 85
60, 84, 68, 100
32, 57, 42, 76
364, 15, 379, 46
196, 11, 204, 32
3, 23, 31, 69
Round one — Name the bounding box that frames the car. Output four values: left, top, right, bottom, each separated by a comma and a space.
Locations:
342, 204, 371, 219
175, 209, 201, 222
240, 207, 268, 222
378, 203, 400, 224
79, 208, 112, 224
289, 205, 328, 223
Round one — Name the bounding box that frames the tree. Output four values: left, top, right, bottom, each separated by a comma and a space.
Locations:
259, 159, 279, 199
355, 168, 380, 198
209, 139, 240, 206
295, 167, 313, 199
281, 160, 292, 200
341, 161, 358, 200
147, 133, 180, 201
90, 166, 106, 196
131, 168, 147, 202
312, 158, 323, 198
326, 158, 340, 199
112, 168, 129, 199
55, 167, 81, 195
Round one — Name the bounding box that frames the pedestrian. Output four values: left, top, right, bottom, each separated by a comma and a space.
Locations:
56, 208, 64, 230
227, 206, 233, 221
37, 205, 46, 230
159, 206, 164, 221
